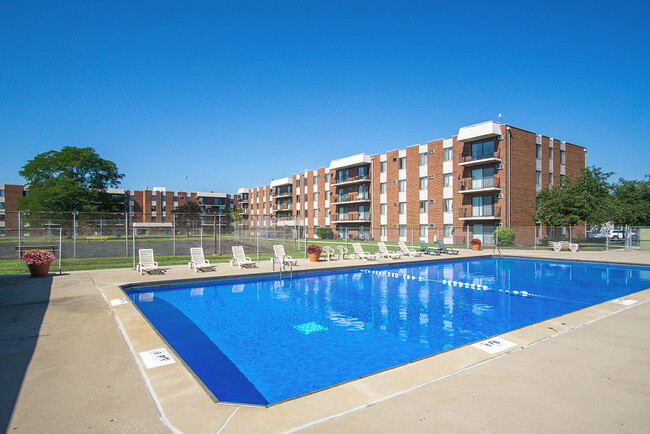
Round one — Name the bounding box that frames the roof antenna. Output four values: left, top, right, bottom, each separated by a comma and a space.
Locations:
499, 113, 502, 124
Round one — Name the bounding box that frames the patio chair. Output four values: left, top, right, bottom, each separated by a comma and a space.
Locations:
437, 241, 459, 255
137, 249, 162, 274
377, 242, 401, 259
272, 245, 298, 266
569, 242, 579, 252
337, 245, 348, 260
419, 240, 441, 255
399, 241, 422, 257
351, 243, 378, 261
322, 245, 336, 261
230, 246, 257, 268
188, 247, 216, 273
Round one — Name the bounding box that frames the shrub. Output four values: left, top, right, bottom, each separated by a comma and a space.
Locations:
307, 244, 323, 254
316, 227, 334, 239
22, 250, 55, 265
494, 227, 515, 246
470, 238, 482, 246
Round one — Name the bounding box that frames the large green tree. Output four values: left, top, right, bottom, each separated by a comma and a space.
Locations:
609, 178, 650, 226
18, 146, 124, 212
172, 201, 202, 235
534, 166, 613, 227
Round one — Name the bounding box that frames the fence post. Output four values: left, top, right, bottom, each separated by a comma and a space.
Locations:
17, 211, 21, 259
125, 211, 129, 256
213, 215, 217, 255
132, 227, 136, 269
200, 228, 203, 250
73, 212, 77, 259
58, 228, 62, 274
466, 225, 470, 250
173, 213, 176, 255
218, 213, 222, 255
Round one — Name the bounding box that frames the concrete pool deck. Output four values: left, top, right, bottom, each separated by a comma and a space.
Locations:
1, 249, 649, 432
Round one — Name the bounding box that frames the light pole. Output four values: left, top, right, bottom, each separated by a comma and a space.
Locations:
184, 175, 188, 194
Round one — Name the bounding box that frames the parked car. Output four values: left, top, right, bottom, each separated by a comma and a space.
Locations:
607, 230, 625, 240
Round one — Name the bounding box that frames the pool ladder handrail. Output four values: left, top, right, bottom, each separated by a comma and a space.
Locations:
493, 242, 503, 258
272, 256, 293, 279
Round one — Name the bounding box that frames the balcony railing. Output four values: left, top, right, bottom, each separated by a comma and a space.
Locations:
331, 174, 371, 186
330, 212, 371, 223
272, 189, 293, 198
459, 206, 502, 219
332, 193, 371, 204
459, 149, 502, 166
459, 177, 501, 192
273, 204, 293, 212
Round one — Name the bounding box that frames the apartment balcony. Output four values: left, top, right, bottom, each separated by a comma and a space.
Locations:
331, 174, 371, 187
331, 193, 371, 205
272, 190, 292, 199
459, 177, 501, 194
458, 149, 502, 167
459, 206, 502, 221
238, 198, 249, 204
273, 205, 293, 213
330, 212, 372, 224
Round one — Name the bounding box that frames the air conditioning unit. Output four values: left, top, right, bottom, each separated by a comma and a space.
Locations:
429, 224, 435, 228
429, 149, 435, 154
497, 193, 504, 199
429, 199, 435, 203
496, 164, 504, 170
392, 180, 397, 184
393, 202, 398, 206
392, 157, 398, 161
428, 174, 435, 179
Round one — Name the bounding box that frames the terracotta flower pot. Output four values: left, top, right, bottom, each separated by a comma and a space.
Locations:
309, 253, 321, 262
472, 244, 480, 251
27, 261, 52, 278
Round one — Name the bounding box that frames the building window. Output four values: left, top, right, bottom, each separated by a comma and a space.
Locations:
314, 209, 318, 219
0, 202, 4, 210
536, 144, 542, 159
296, 179, 300, 187
419, 177, 428, 190
419, 153, 427, 166
444, 199, 453, 212
472, 196, 493, 217
444, 224, 454, 237
536, 170, 541, 186
325, 173, 330, 183
380, 182, 387, 194
380, 225, 387, 237
326, 207, 330, 216
549, 176, 553, 188
304, 210, 308, 218
380, 161, 386, 172
560, 174, 565, 185
313, 192, 317, 202
399, 225, 407, 238
325, 191, 329, 200
381, 204, 386, 215
420, 224, 428, 238
443, 147, 453, 161
560, 150, 565, 164
0, 190, 4, 197
443, 173, 453, 187
419, 200, 428, 213
399, 202, 406, 214
399, 157, 406, 169
471, 139, 494, 160
399, 180, 406, 192
471, 167, 495, 189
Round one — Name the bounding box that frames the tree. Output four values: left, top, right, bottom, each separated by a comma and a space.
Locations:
609, 178, 650, 226
18, 147, 124, 213
534, 166, 613, 228
229, 208, 243, 222
173, 201, 202, 235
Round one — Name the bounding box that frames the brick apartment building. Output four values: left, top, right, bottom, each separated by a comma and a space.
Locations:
239, 121, 586, 245
0, 184, 236, 233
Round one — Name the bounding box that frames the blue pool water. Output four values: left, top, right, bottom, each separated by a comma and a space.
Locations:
126, 257, 650, 405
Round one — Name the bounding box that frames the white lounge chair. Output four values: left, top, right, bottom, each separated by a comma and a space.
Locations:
337, 245, 348, 260
377, 242, 401, 259
322, 245, 336, 261
351, 243, 378, 261
272, 245, 297, 266
188, 247, 216, 273
137, 249, 161, 275
230, 246, 256, 268
398, 241, 422, 257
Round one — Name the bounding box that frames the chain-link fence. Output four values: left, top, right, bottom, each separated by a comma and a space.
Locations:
1, 211, 648, 275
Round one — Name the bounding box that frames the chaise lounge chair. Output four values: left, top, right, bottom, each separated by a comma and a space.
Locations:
419, 240, 442, 255
137, 249, 163, 274
272, 244, 298, 266
351, 243, 378, 260
188, 247, 216, 273
377, 242, 401, 259
437, 241, 459, 255
399, 241, 422, 257
230, 246, 257, 268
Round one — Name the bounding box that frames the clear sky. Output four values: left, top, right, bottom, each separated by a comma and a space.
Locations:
1, 1, 648, 193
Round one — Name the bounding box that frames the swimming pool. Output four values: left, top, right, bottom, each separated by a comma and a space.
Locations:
126, 257, 650, 405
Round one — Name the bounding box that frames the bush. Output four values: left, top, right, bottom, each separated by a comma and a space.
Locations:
494, 227, 515, 246
316, 227, 334, 239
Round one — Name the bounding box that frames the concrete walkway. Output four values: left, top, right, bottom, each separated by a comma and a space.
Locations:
1, 249, 649, 432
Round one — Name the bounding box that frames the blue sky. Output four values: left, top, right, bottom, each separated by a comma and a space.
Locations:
1, 1, 648, 193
